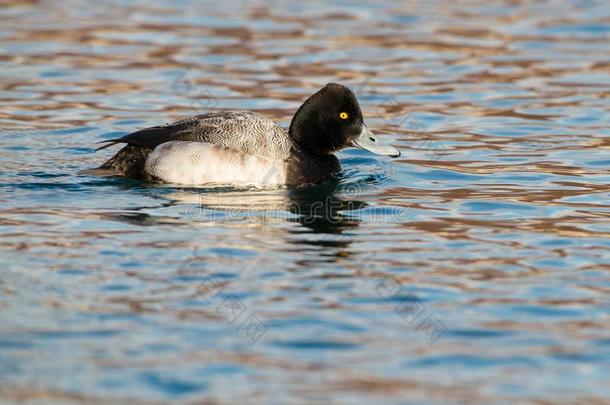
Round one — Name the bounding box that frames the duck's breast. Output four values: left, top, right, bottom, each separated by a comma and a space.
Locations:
144, 141, 287, 186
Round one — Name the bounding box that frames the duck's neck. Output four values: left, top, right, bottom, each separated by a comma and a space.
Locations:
286, 147, 341, 186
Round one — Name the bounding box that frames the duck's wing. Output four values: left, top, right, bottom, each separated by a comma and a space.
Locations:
96, 111, 292, 160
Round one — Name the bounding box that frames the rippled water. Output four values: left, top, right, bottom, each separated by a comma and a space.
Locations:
1, 0, 610, 403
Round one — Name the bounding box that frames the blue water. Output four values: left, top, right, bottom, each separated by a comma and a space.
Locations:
1, 0, 610, 403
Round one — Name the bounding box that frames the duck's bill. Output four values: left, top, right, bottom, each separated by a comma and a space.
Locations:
353, 125, 401, 157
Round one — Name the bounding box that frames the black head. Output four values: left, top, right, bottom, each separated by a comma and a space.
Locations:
288, 83, 363, 155
289, 83, 400, 158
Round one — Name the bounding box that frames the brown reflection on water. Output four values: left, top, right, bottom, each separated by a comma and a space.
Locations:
1, 0, 610, 403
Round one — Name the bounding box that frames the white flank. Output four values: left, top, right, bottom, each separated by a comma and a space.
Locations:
144, 141, 287, 186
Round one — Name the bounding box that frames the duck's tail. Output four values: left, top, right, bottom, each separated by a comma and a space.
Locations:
94, 145, 151, 179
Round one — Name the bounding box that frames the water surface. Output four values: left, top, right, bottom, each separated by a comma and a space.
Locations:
1, 0, 609, 403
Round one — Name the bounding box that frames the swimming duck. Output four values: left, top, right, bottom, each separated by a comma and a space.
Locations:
96, 83, 400, 186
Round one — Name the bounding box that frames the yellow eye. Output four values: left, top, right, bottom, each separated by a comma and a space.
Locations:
339, 112, 349, 120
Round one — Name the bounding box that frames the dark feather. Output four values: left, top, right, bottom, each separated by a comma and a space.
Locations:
115, 122, 195, 150
96, 122, 194, 152
95, 140, 124, 151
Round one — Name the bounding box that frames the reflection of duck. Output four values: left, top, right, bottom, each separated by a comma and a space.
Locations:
286, 181, 365, 236
97, 178, 375, 263
166, 179, 366, 235
95, 83, 399, 187
158, 177, 366, 245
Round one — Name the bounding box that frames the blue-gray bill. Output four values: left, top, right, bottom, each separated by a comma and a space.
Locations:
353, 125, 401, 157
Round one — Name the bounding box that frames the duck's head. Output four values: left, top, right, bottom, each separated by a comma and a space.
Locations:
289, 83, 400, 158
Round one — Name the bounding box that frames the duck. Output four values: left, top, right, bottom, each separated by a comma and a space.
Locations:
95, 83, 400, 187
